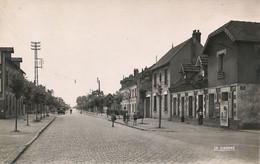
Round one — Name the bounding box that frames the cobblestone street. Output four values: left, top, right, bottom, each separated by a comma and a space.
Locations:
16, 110, 259, 164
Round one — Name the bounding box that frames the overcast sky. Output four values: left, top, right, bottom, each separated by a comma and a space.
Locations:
0, 0, 259, 106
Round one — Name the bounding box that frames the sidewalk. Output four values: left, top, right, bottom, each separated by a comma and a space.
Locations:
84, 111, 260, 134
0, 114, 56, 164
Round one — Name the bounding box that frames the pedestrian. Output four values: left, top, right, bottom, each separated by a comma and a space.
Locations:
197, 109, 203, 125
133, 112, 138, 126
123, 112, 126, 122
111, 112, 116, 127
70, 109, 72, 114
125, 112, 129, 125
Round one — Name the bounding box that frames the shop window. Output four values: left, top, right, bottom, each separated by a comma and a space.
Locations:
222, 92, 228, 101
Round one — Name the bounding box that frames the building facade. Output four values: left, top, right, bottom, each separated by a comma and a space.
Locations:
170, 21, 260, 129
151, 30, 203, 119
119, 69, 139, 115
0, 47, 25, 119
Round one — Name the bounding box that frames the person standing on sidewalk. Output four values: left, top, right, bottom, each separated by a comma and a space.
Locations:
197, 109, 203, 125
125, 112, 129, 125
133, 112, 138, 126
111, 112, 116, 127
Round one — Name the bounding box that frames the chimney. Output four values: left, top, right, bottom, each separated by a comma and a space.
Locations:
192, 30, 201, 44
191, 30, 201, 64
134, 69, 139, 77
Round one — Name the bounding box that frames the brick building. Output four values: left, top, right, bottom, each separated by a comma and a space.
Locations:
0, 47, 25, 119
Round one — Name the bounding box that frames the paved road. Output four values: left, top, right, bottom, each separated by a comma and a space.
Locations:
16, 110, 258, 164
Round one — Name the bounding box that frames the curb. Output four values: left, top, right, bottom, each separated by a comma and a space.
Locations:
85, 113, 150, 132
5, 116, 56, 164
239, 130, 260, 134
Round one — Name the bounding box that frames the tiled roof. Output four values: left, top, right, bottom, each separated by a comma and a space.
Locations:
181, 64, 200, 72
151, 39, 190, 71
199, 55, 208, 66
196, 55, 208, 66
169, 74, 208, 93
204, 20, 260, 52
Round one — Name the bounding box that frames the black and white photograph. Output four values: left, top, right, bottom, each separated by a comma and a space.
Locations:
0, 0, 259, 163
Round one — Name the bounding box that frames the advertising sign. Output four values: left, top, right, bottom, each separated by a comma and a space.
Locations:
220, 104, 229, 126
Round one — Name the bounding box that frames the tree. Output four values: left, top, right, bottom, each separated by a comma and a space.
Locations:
23, 80, 35, 125
156, 83, 163, 128
10, 72, 25, 132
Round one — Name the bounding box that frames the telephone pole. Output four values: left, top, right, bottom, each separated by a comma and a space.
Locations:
31, 42, 43, 86
97, 77, 100, 94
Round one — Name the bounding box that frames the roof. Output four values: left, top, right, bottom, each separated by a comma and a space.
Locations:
151, 39, 190, 71
11, 58, 23, 63
195, 55, 208, 66
0, 47, 14, 53
204, 20, 260, 53
169, 74, 208, 93
5, 57, 26, 74
181, 64, 200, 73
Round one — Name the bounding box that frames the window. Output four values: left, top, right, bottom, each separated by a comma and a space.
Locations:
217, 49, 226, 79
222, 92, 228, 101
255, 45, 260, 58
154, 96, 157, 111
217, 49, 226, 72
218, 53, 224, 72
159, 73, 162, 83
257, 68, 260, 83
164, 69, 168, 85
164, 94, 168, 111
154, 73, 157, 87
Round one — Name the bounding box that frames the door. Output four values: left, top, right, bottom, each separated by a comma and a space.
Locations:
188, 96, 193, 117
145, 97, 150, 118
209, 94, 214, 117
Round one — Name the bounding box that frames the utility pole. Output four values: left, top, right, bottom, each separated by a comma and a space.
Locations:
31, 42, 43, 86
31, 42, 43, 121
97, 77, 100, 94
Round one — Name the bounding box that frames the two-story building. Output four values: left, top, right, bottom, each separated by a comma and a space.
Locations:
119, 69, 139, 115
203, 20, 260, 129
0, 47, 25, 119
150, 30, 203, 119
170, 21, 260, 129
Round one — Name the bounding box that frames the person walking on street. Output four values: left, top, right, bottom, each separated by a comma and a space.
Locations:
111, 112, 116, 127
70, 109, 72, 114
133, 112, 138, 126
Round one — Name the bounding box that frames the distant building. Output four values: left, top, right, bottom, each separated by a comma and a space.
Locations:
119, 69, 139, 115
0, 47, 25, 119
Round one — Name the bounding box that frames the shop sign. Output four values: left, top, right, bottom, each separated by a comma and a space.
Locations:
220, 104, 229, 127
